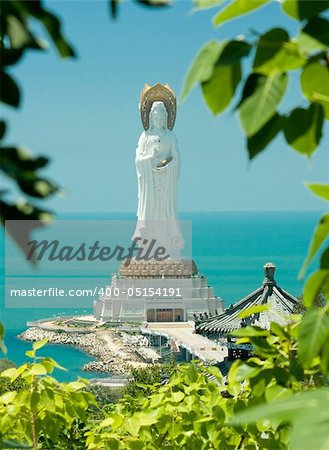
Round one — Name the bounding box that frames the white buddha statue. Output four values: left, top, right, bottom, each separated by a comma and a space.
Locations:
132, 84, 184, 259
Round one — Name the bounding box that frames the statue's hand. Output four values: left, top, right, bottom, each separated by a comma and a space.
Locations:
153, 156, 173, 171
153, 165, 166, 172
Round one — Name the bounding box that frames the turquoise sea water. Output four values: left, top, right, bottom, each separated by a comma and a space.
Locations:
0, 212, 321, 381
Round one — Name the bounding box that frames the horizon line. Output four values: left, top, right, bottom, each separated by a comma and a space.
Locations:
56, 210, 326, 214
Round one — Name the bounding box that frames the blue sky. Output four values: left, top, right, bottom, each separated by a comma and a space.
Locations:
2, 0, 329, 213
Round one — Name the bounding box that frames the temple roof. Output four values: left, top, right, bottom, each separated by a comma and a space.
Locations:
196, 263, 299, 335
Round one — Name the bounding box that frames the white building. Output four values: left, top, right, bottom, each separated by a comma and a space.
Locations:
93, 259, 224, 323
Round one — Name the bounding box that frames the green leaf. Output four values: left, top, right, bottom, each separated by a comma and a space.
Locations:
297, 34, 327, 54
0, 199, 53, 264
281, 0, 329, 20
270, 322, 290, 339
230, 387, 329, 450
215, 40, 251, 65
297, 17, 329, 53
283, 103, 324, 156
0, 147, 58, 198
307, 184, 329, 202
19, 2, 76, 58
193, 0, 224, 10
201, 63, 241, 114
39, 12, 76, 58
43, 357, 67, 371
247, 113, 282, 159
136, 0, 170, 6
1, 367, 17, 380
187, 363, 198, 382
232, 326, 270, 337
229, 388, 329, 428
125, 417, 141, 435
213, 0, 269, 27
1, 147, 49, 175
67, 380, 87, 390
0, 201, 50, 221
109, 0, 120, 18
206, 366, 223, 381
290, 409, 329, 450
0, 391, 17, 405
128, 441, 144, 450
1, 48, 23, 67
302, 17, 329, 45
100, 417, 115, 428
180, 40, 224, 101
0, 120, 6, 140
200, 40, 251, 114
303, 270, 329, 308
171, 391, 185, 403
0, 72, 20, 107
253, 28, 305, 75
0, 340, 6, 355
299, 213, 329, 278
237, 304, 270, 319
25, 350, 35, 358
265, 385, 292, 402
17, 177, 58, 198
321, 247, 329, 270
40, 359, 54, 373
229, 361, 261, 383
0, 323, 6, 355
231, 387, 329, 423
6, 14, 43, 50
30, 363, 47, 376
181, 39, 250, 105
301, 63, 329, 120
32, 338, 48, 351
298, 306, 329, 367
238, 73, 288, 137
137, 412, 158, 426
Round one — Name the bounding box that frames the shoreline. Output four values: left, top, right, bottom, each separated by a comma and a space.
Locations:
18, 327, 153, 376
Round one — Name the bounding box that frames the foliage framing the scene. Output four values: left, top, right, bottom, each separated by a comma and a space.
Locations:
181, 0, 329, 311
1, 311, 329, 449
1, 1, 329, 449
0, 0, 169, 251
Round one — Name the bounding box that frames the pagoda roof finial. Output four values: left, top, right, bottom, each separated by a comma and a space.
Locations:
263, 262, 276, 286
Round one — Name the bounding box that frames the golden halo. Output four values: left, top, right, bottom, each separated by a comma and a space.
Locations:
140, 83, 176, 130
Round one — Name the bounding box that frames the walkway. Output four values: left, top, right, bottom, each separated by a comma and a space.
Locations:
90, 376, 131, 388
141, 322, 227, 364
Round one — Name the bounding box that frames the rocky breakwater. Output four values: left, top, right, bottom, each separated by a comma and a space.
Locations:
18, 327, 147, 375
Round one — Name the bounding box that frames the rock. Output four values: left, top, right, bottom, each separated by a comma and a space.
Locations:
18, 326, 157, 376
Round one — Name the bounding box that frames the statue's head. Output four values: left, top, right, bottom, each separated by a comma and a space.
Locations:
140, 83, 176, 130
149, 101, 168, 129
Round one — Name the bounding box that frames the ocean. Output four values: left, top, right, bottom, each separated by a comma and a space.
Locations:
0, 211, 321, 381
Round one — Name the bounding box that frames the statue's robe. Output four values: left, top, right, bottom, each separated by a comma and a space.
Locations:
133, 130, 184, 259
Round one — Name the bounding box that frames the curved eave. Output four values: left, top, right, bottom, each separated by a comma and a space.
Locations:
197, 286, 268, 334
197, 282, 298, 335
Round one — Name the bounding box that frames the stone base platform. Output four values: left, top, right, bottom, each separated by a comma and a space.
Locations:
93, 259, 224, 323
